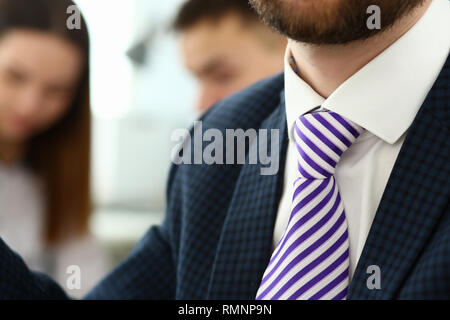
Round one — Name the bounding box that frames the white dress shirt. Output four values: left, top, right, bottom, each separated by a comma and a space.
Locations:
273, 0, 450, 281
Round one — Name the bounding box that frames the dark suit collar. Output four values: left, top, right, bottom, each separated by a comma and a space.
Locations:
347, 55, 450, 299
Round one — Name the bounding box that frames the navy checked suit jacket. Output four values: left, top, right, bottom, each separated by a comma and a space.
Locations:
0, 55, 449, 300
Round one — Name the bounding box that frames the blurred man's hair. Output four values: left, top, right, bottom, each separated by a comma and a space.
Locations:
173, 0, 260, 31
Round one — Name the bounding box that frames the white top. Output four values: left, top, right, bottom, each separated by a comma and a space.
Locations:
274, 0, 450, 281
0, 162, 108, 298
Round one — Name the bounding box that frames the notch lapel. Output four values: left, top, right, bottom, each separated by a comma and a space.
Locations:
207, 94, 289, 299
348, 57, 450, 299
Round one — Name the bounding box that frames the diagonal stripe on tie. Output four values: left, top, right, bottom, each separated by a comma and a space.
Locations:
256, 110, 363, 300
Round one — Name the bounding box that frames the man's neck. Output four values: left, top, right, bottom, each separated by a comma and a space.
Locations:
290, 0, 432, 98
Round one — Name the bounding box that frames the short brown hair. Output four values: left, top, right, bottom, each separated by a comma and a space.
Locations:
173, 0, 260, 31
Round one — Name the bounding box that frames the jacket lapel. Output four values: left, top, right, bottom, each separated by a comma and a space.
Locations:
348, 56, 450, 299
206, 56, 449, 300
207, 93, 289, 299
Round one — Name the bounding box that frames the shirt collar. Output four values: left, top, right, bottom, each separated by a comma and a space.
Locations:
285, 0, 450, 144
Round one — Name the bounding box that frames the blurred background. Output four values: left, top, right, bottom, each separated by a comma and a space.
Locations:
75, 0, 196, 263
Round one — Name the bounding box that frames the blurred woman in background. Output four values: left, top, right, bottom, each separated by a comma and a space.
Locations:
0, 0, 107, 297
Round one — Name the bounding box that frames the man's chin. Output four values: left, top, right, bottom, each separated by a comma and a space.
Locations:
249, 0, 426, 45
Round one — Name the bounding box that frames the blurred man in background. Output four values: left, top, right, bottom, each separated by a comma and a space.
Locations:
173, 0, 286, 114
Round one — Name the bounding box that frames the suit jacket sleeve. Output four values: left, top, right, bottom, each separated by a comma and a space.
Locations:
84, 223, 177, 299
85, 163, 180, 299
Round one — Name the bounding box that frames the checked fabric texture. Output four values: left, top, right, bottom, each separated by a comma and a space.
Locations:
256, 111, 363, 300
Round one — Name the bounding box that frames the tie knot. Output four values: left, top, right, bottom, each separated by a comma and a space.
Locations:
294, 111, 363, 179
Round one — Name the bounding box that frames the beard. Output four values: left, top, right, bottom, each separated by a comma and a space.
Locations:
249, 0, 426, 44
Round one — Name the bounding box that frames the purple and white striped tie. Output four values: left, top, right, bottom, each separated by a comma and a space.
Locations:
256, 110, 363, 300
